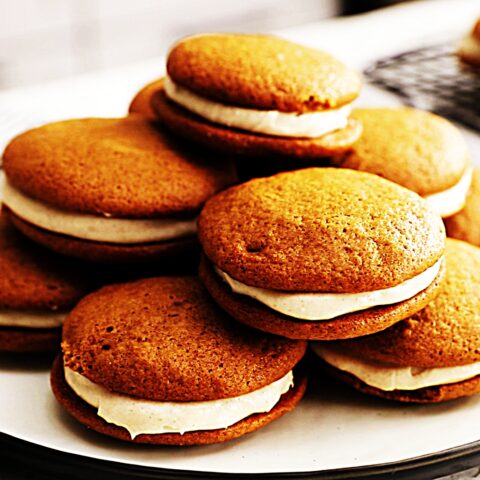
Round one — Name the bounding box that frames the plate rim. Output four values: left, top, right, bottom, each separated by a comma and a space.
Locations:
3, 431, 480, 479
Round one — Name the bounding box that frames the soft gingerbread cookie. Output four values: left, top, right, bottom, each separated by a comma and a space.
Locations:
167, 34, 361, 112
329, 239, 480, 367
333, 108, 470, 197
2, 116, 236, 263
153, 34, 362, 162
313, 239, 480, 402
198, 168, 446, 340
198, 168, 445, 292
53, 276, 307, 444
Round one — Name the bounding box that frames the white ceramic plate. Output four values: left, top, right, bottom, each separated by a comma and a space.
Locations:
2, 353, 480, 477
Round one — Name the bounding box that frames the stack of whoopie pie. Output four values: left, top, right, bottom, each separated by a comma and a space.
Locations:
2, 30, 477, 448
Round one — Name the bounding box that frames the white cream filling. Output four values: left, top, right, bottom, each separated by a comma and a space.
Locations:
164, 76, 351, 138
3, 181, 197, 244
215, 258, 442, 321
459, 35, 480, 60
0, 310, 64, 329
64, 366, 293, 438
424, 167, 473, 218
311, 343, 480, 391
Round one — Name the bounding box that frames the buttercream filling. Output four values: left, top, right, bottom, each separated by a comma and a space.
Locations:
3, 181, 197, 244
215, 258, 442, 321
311, 343, 480, 391
64, 366, 294, 438
424, 167, 473, 218
0, 310, 65, 329
459, 35, 480, 60
164, 75, 351, 138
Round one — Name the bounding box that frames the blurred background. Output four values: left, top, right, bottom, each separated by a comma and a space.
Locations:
0, 0, 408, 90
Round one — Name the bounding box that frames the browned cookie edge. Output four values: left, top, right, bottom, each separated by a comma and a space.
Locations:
152, 89, 362, 160
199, 256, 446, 340
317, 357, 480, 403
8, 211, 199, 264
51, 356, 307, 445
0, 327, 60, 352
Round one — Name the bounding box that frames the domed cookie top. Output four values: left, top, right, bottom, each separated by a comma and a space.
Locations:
167, 34, 361, 112
3, 117, 236, 218
63, 276, 306, 401
0, 214, 90, 311
335, 239, 480, 368
334, 108, 471, 198
445, 168, 480, 246
198, 168, 445, 293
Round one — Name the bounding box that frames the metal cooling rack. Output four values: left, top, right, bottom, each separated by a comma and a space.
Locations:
364, 43, 480, 132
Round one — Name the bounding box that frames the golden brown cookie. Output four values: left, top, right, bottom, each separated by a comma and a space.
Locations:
152, 34, 362, 162
3, 117, 235, 217
198, 168, 446, 340
2, 117, 236, 263
199, 168, 445, 292
333, 108, 471, 197
445, 168, 480, 246
0, 213, 92, 352
312, 239, 480, 402
54, 276, 307, 444
128, 79, 163, 119
328, 239, 480, 366
167, 34, 361, 112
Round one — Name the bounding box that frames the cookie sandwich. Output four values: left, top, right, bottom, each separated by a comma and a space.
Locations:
312, 239, 480, 403
51, 277, 307, 445
0, 214, 91, 352
458, 18, 480, 67
445, 168, 480, 247
129, 79, 163, 119
199, 168, 446, 340
2, 116, 236, 263
331, 108, 472, 218
152, 33, 362, 161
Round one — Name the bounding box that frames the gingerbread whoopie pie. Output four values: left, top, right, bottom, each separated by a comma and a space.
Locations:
2, 116, 236, 263
51, 276, 307, 445
151, 34, 362, 161
0, 213, 91, 352
445, 168, 480, 247
312, 239, 480, 403
331, 108, 472, 218
458, 18, 480, 67
128, 79, 163, 119
198, 168, 446, 341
